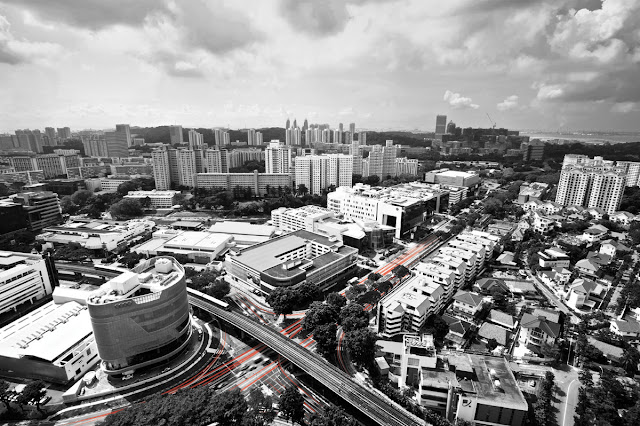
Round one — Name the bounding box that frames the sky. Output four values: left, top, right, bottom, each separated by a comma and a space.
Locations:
0, 0, 639, 133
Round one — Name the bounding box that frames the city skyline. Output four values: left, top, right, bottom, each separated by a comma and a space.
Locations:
0, 1, 638, 133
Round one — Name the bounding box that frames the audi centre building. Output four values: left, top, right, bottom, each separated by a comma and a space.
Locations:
87, 256, 191, 376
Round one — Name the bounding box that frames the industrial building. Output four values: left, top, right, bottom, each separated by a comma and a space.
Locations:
87, 257, 191, 376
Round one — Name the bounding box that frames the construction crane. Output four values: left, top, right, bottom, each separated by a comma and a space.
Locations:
486, 113, 496, 129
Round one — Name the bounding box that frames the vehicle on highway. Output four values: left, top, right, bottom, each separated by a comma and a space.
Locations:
122, 373, 133, 381
162, 367, 171, 374
197, 328, 203, 340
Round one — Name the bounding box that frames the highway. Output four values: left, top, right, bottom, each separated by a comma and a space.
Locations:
188, 291, 424, 426
56, 262, 122, 278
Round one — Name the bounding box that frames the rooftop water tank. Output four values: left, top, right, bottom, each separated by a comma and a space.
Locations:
155, 258, 173, 274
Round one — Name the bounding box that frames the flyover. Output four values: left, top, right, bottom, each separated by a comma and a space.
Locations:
55, 262, 122, 279
188, 291, 424, 426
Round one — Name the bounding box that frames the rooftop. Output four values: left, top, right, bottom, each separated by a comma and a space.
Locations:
209, 221, 276, 237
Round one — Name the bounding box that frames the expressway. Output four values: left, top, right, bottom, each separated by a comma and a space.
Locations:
189, 292, 424, 426
56, 262, 122, 278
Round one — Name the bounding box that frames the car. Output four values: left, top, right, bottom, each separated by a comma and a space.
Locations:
122, 374, 133, 381
162, 367, 171, 374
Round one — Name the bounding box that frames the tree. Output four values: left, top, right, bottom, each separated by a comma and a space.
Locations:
119, 252, 142, 269
245, 387, 276, 426
339, 303, 369, 332
116, 181, 139, 196
344, 284, 366, 300
70, 189, 95, 206
266, 288, 297, 318
279, 385, 305, 425
109, 198, 143, 219
205, 279, 230, 299
325, 292, 346, 310
0, 379, 14, 412
368, 272, 382, 282
16, 380, 46, 413
60, 196, 79, 214
392, 264, 410, 279
621, 346, 640, 377
302, 302, 339, 332
296, 184, 309, 197
189, 270, 220, 291
140, 196, 152, 209
309, 406, 358, 426
212, 388, 248, 425
313, 323, 338, 358
344, 328, 378, 369
485, 338, 498, 351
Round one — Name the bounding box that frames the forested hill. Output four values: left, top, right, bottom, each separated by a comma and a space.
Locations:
130, 126, 429, 146
545, 141, 640, 162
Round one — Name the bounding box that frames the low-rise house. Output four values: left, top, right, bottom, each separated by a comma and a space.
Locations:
581, 224, 609, 243
478, 322, 509, 347
531, 212, 555, 234
519, 313, 561, 347
523, 200, 562, 215
610, 211, 635, 227
587, 337, 623, 363
565, 278, 606, 311
496, 251, 516, 266
586, 207, 606, 220
441, 314, 473, 349
451, 291, 485, 318
599, 239, 632, 258
474, 278, 509, 295
531, 308, 561, 324
487, 221, 517, 237
487, 309, 516, 331
610, 320, 640, 341
553, 266, 572, 285
538, 248, 571, 269
575, 258, 602, 278
511, 220, 530, 242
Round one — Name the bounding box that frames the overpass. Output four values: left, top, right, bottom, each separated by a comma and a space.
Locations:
55, 262, 122, 279
188, 291, 424, 426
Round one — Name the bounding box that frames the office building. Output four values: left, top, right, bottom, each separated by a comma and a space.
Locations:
265, 141, 292, 174
57, 127, 72, 140
87, 257, 191, 375
38, 218, 154, 253
328, 183, 447, 239
225, 230, 357, 294
195, 171, 292, 197
0, 251, 55, 315
521, 139, 545, 161
97, 176, 134, 192
124, 190, 181, 209
44, 127, 57, 145
188, 129, 204, 148
0, 301, 98, 383
115, 124, 132, 147
3, 191, 62, 231
555, 156, 627, 214
271, 205, 336, 233
169, 125, 183, 144
435, 115, 447, 135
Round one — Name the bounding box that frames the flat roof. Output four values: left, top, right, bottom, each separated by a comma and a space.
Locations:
437, 170, 477, 178
0, 301, 93, 362
469, 355, 528, 409
235, 234, 309, 272
209, 221, 275, 237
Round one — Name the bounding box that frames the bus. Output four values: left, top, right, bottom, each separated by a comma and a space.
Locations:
187, 287, 230, 310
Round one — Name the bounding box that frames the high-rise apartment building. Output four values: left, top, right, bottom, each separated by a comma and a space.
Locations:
333, 129, 342, 144
44, 127, 57, 145
15, 130, 44, 153
247, 129, 256, 146
204, 148, 229, 173
617, 161, 640, 187
83, 139, 109, 157
57, 127, 71, 140
115, 124, 132, 147
213, 128, 230, 146
555, 155, 627, 214
265, 141, 292, 174
435, 115, 447, 135
176, 149, 197, 187
359, 132, 367, 146
395, 158, 419, 176
349, 123, 356, 140
188, 129, 204, 149
382, 141, 398, 178
285, 127, 302, 146
285, 118, 291, 129
256, 132, 263, 145
327, 154, 353, 188
169, 125, 183, 145
105, 130, 129, 158
152, 148, 171, 190
295, 155, 328, 195
521, 139, 545, 161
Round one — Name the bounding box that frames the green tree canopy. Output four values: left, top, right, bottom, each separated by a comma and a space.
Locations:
339, 303, 369, 332
344, 328, 378, 369
279, 386, 306, 425
109, 198, 143, 219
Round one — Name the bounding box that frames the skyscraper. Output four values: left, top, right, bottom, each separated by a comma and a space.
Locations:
293, 119, 297, 129
555, 155, 627, 214
327, 154, 353, 188
247, 129, 256, 146
295, 155, 327, 195
286, 118, 291, 129
152, 148, 171, 190
349, 123, 356, 139
359, 132, 367, 146
176, 149, 197, 187
265, 141, 292, 174
169, 125, 183, 144
115, 124, 132, 147
57, 127, 72, 140
213, 128, 229, 146
446, 121, 457, 134
435, 115, 447, 134
303, 119, 308, 132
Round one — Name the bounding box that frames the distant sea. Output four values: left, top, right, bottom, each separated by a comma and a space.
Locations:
522, 131, 640, 144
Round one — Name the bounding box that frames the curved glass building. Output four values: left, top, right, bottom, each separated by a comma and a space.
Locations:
87, 257, 191, 375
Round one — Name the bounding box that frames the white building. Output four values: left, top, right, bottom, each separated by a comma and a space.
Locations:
395, 158, 419, 176
265, 141, 292, 174
271, 205, 335, 233
124, 190, 181, 208
133, 230, 234, 263
0, 251, 54, 315
152, 148, 171, 190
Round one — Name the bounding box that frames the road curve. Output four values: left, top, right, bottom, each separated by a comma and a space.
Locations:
188, 292, 424, 426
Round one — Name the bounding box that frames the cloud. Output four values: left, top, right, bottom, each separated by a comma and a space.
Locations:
279, 0, 349, 37
611, 102, 639, 114
443, 90, 479, 109
2, 0, 167, 30
497, 95, 519, 111
0, 14, 62, 65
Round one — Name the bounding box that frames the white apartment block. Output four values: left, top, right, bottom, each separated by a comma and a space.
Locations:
124, 190, 180, 208
204, 148, 229, 174
0, 251, 54, 315
176, 149, 197, 187
556, 158, 627, 214
617, 161, 640, 187
395, 157, 419, 176
265, 141, 292, 174
327, 154, 353, 188
152, 149, 171, 190
188, 129, 203, 148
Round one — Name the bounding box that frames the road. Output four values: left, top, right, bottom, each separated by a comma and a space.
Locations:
561, 378, 579, 426
188, 290, 424, 426
56, 263, 121, 279
526, 270, 573, 317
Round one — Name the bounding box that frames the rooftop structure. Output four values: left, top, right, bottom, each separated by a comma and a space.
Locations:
133, 230, 234, 263
87, 257, 191, 375
38, 218, 154, 252
0, 301, 98, 383
225, 229, 357, 293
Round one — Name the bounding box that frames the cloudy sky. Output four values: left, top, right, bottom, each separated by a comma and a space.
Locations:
0, 0, 639, 132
